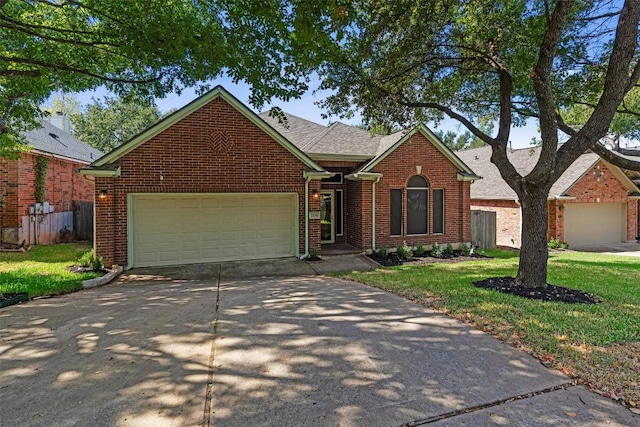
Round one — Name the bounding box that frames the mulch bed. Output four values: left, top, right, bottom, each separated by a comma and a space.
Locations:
473, 276, 601, 304
368, 251, 489, 267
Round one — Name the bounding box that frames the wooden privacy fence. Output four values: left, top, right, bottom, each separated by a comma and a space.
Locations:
73, 201, 94, 242
471, 210, 496, 249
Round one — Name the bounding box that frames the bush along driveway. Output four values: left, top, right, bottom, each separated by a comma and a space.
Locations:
338, 250, 640, 411
0, 243, 99, 301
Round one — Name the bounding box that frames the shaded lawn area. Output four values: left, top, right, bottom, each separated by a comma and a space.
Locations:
0, 243, 99, 298
338, 250, 640, 406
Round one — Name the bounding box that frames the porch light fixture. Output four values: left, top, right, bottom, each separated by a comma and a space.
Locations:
312, 189, 319, 199
99, 189, 108, 200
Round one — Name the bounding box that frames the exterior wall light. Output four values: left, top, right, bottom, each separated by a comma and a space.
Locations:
99, 189, 108, 200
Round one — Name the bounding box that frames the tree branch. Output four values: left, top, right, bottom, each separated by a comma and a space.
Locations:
0, 55, 161, 84
530, 0, 575, 186
0, 18, 119, 48
0, 95, 25, 133
0, 69, 42, 77
591, 142, 640, 170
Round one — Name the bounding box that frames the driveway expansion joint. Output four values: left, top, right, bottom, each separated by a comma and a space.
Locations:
202, 264, 222, 427
401, 381, 577, 426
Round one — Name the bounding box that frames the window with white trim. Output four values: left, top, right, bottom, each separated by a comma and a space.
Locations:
390, 189, 402, 236
433, 189, 444, 234
407, 175, 428, 235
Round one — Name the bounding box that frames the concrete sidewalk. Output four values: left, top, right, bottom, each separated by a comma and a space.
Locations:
1, 262, 637, 426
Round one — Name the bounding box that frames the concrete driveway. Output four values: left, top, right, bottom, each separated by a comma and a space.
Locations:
569, 241, 640, 257
1, 261, 637, 427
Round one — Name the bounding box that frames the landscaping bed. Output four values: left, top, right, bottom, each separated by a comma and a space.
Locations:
0, 243, 100, 300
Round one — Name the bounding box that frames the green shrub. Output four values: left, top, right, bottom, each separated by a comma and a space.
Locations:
78, 250, 93, 267
445, 243, 454, 255
396, 242, 413, 261
548, 238, 569, 249
431, 242, 443, 258
92, 256, 104, 272
461, 243, 472, 256
377, 246, 388, 257
309, 246, 320, 259
415, 243, 426, 256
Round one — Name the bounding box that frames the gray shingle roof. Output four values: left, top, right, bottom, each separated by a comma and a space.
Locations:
456, 145, 600, 199
22, 120, 103, 164
304, 122, 381, 157
258, 111, 327, 151
258, 111, 407, 159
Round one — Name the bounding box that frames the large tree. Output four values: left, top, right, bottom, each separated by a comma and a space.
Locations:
71, 96, 162, 152
0, 0, 333, 157
314, 0, 640, 288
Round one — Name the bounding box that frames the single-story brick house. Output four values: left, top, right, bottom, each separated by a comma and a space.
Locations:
1, 120, 102, 245
80, 86, 480, 269
456, 145, 640, 248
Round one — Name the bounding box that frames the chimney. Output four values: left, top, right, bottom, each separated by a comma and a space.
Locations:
49, 113, 72, 133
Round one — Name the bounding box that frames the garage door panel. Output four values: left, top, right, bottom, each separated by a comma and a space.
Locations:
131, 194, 297, 267
564, 203, 624, 246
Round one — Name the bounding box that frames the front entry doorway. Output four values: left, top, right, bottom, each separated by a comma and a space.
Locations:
320, 190, 335, 243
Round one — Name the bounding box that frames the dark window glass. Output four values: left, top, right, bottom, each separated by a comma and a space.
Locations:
407, 175, 428, 235
390, 189, 402, 236
433, 189, 444, 234
408, 175, 428, 187
407, 189, 428, 234
336, 190, 343, 236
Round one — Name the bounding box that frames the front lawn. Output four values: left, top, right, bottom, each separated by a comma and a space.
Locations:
339, 250, 640, 406
0, 243, 99, 298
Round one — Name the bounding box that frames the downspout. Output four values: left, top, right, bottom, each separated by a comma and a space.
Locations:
302, 175, 311, 259
371, 176, 381, 251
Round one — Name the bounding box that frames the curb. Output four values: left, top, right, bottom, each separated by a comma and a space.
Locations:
82, 266, 124, 289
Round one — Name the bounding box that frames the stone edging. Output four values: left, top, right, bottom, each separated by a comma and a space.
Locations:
82, 267, 124, 289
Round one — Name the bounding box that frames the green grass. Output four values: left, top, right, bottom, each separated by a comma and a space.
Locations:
0, 243, 100, 298
338, 250, 640, 403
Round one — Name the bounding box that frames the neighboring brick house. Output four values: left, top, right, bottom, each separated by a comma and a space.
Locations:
1, 120, 103, 245
456, 145, 640, 248
80, 86, 479, 268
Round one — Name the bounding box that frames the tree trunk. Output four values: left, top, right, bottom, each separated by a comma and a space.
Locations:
516, 187, 550, 288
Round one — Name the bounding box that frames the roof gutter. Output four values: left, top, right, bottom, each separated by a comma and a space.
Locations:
79, 166, 122, 177
31, 149, 93, 165
457, 172, 482, 182
345, 172, 383, 181
371, 175, 381, 251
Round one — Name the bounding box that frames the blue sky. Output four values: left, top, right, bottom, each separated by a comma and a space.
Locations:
68, 76, 547, 150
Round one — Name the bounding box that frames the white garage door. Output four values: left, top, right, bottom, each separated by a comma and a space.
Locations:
130, 194, 297, 267
564, 203, 625, 247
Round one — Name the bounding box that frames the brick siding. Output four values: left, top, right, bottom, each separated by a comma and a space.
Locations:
1, 153, 94, 244
473, 159, 638, 247
373, 133, 472, 250
94, 97, 319, 267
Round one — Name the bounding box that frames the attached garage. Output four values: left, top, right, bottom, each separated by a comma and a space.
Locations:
563, 203, 626, 247
129, 193, 298, 267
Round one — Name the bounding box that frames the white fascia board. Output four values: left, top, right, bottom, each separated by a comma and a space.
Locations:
79, 166, 121, 177
345, 172, 383, 181
304, 170, 334, 180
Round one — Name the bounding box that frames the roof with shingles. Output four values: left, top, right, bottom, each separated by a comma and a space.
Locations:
259, 111, 386, 157
258, 111, 328, 151
22, 120, 103, 164
456, 145, 603, 199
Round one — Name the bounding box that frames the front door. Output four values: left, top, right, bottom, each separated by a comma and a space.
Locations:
320, 190, 334, 243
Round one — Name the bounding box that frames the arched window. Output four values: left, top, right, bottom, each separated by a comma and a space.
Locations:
407, 175, 428, 235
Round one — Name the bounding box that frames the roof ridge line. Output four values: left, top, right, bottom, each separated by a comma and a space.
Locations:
301, 122, 337, 151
